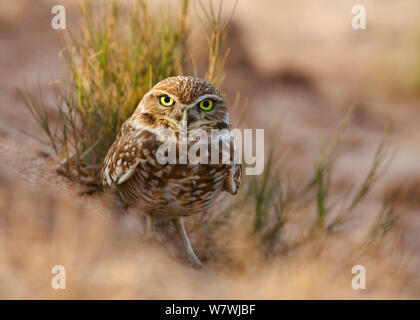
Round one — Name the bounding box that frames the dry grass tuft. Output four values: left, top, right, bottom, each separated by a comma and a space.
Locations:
19, 0, 233, 187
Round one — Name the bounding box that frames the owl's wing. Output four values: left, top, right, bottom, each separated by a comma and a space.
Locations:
102, 121, 142, 188
222, 134, 242, 195
223, 163, 242, 195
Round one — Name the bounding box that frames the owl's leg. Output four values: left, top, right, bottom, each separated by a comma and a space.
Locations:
172, 217, 202, 267
145, 213, 155, 239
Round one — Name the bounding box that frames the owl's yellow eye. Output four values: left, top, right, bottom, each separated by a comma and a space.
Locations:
199, 99, 214, 111
159, 95, 174, 107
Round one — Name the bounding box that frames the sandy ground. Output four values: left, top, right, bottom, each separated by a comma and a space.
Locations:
0, 0, 420, 298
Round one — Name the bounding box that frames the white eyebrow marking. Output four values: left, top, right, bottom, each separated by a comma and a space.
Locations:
195, 94, 224, 103
150, 90, 181, 105
183, 94, 224, 110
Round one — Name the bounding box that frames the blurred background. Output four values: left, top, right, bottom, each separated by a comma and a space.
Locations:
0, 0, 419, 299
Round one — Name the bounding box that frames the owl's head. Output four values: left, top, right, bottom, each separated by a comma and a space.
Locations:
134, 76, 230, 131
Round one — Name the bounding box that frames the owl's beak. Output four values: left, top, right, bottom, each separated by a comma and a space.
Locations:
180, 106, 196, 128
181, 108, 189, 123
179, 108, 190, 133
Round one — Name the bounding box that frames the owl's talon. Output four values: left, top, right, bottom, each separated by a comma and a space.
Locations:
143, 229, 157, 241
187, 253, 203, 268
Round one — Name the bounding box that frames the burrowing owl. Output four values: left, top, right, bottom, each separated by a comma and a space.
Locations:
102, 76, 241, 266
